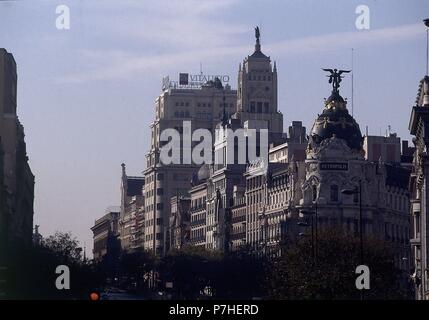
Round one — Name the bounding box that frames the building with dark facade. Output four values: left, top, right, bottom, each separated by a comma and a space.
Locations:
91, 206, 120, 262
0, 48, 34, 250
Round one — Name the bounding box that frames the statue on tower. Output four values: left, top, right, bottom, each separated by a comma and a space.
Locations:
322, 68, 351, 92
254, 26, 261, 52
255, 26, 260, 41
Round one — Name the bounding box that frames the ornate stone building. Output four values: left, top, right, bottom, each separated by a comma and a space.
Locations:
230, 185, 246, 251
189, 166, 209, 248
235, 26, 283, 138
119, 163, 145, 252
169, 195, 191, 250
409, 75, 429, 300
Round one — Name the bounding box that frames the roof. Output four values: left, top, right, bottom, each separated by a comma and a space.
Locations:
126, 176, 145, 196
309, 91, 363, 151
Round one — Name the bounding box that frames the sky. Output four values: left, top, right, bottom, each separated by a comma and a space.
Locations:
0, 0, 428, 255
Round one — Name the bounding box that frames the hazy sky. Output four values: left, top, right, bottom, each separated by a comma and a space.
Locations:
0, 0, 428, 254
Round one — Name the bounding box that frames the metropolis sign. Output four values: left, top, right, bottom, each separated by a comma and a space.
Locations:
319, 162, 348, 171
162, 73, 230, 90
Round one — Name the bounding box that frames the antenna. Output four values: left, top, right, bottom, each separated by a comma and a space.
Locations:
351, 48, 354, 117
424, 19, 429, 75
427, 27, 428, 76
200, 62, 203, 75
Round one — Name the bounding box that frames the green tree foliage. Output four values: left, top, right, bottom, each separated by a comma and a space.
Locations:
4, 231, 100, 299
265, 227, 413, 300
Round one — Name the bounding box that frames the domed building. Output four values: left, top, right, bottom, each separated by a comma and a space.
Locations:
298, 70, 410, 272
308, 89, 363, 154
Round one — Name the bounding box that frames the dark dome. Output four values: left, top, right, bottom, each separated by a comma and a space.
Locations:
309, 92, 363, 151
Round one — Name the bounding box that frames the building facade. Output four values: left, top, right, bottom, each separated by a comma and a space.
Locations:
189, 165, 209, 248
144, 79, 237, 255
119, 163, 145, 252
0, 48, 34, 249
409, 75, 429, 299
230, 185, 246, 251
364, 133, 401, 163
91, 207, 120, 262
169, 195, 191, 250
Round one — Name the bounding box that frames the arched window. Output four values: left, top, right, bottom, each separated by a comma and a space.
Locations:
330, 185, 339, 202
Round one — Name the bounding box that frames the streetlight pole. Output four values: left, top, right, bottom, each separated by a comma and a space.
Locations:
341, 180, 364, 300
314, 199, 318, 264
359, 180, 363, 268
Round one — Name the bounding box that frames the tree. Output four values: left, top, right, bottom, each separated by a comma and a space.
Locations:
118, 249, 156, 291
211, 246, 266, 299
265, 227, 412, 300
158, 246, 221, 299
4, 231, 100, 299
42, 231, 82, 264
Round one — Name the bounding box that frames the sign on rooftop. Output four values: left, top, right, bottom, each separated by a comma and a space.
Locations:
162, 73, 230, 90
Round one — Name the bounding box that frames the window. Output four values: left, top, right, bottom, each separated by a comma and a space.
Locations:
330, 185, 339, 202
264, 102, 269, 113
250, 101, 255, 113
157, 203, 163, 210
157, 173, 164, 180
257, 102, 262, 113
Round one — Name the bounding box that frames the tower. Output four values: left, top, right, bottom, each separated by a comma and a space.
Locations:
235, 26, 283, 135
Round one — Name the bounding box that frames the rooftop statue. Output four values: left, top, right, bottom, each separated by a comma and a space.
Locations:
322, 68, 351, 93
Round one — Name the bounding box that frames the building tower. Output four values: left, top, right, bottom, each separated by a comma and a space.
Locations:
235, 26, 283, 137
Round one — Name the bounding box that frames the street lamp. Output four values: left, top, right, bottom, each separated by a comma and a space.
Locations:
298, 211, 316, 262
424, 18, 429, 76
341, 181, 363, 267
299, 201, 318, 263
341, 180, 364, 300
